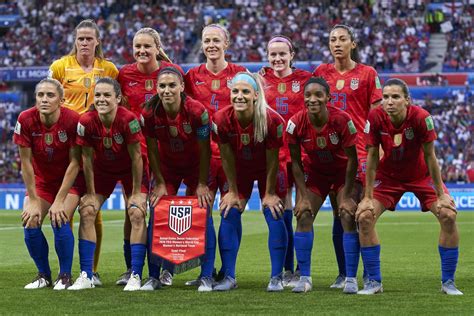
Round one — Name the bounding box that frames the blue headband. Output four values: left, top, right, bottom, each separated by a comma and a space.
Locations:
231, 73, 258, 91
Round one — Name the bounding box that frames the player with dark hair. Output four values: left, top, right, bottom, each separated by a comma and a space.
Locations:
313, 24, 382, 292
287, 77, 358, 293
14, 79, 80, 290
356, 78, 462, 295
212, 72, 287, 292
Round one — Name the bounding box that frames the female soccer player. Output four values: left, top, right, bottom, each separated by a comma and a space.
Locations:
68, 78, 147, 291
49, 19, 118, 286
356, 79, 462, 295
313, 24, 382, 291
116, 27, 184, 287
14, 79, 80, 290
212, 72, 287, 292
141, 67, 212, 291
259, 35, 312, 285
286, 77, 358, 293
184, 24, 247, 287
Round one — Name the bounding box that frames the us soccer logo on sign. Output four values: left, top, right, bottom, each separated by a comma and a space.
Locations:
169, 205, 192, 235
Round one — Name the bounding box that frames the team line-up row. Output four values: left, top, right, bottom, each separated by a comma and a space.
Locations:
15, 20, 462, 295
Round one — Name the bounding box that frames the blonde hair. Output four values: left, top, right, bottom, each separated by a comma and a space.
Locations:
35, 78, 64, 99
202, 24, 230, 44
69, 19, 104, 59
134, 28, 172, 62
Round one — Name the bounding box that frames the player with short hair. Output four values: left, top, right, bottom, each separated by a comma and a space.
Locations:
48, 19, 118, 286
68, 78, 148, 291
286, 77, 358, 293
313, 24, 382, 292
356, 78, 462, 295
184, 24, 247, 288
259, 35, 312, 286
14, 78, 80, 290
212, 72, 287, 292
141, 67, 212, 291
116, 27, 184, 287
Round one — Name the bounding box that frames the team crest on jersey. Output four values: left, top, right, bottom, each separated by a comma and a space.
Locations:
393, 133, 402, 146
103, 137, 113, 149
145, 80, 154, 91
278, 83, 286, 94
336, 80, 345, 90
405, 127, 414, 140
317, 136, 326, 149
14, 121, 21, 135
169, 203, 192, 235
350, 78, 359, 90
169, 126, 178, 137
291, 81, 300, 93
227, 79, 232, 88
44, 133, 53, 145
58, 130, 68, 143
113, 133, 124, 144
183, 123, 192, 134
83, 78, 91, 88
329, 132, 339, 145
241, 133, 250, 145
211, 80, 220, 91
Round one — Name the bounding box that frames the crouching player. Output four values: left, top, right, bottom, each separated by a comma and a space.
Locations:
287, 77, 358, 293
69, 78, 148, 291
14, 79, 80, 290
357, 78, 462, 295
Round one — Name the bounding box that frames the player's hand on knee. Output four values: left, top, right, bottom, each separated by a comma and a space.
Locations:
262, 194, 284, 219
22, 198, 42, 228
294, 198, 311, 220
128, 193, 147, 217
149, 183, 167, 207
48, 201, 68, 228
79, 193, 100, 214
196, 183, 212, 209
436, 193, 456, 217
219, 191, 240, 218
355, 197, 375, 222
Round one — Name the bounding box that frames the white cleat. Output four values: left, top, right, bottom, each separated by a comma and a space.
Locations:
282, 270, 293, 287
159, 270, 173, 286
92, 272, 102, 286
123, 272, 141, 291
292, 276, 313, 293
214, 276, 237, 291
441, 280, 463, 295
357, 279, 383, 295
330, 274, 346, 289
267, 276, 284, 292
68, 271, 95, 290
287, 270, 300, 288
343, 277, 358, 294
53, 273, 73, 290
140, 277, 161, 291
116, 269, 132, 286
24, 273, 51, 289
185, 278, 200, 286
198, 277, 214, 292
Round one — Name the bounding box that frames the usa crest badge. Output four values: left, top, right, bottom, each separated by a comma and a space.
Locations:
336, 80, 345, 90
329, 132, 339, 145
169, 202, 193, 235
241, 133, 250, 145
292, 81, 300, 93
183, 122, 192, 134
405, 127, 414, 140
211, 80, 220, 91
278, 83, 286, 94
393, 133, 402, 146
169, 126, 178, 137
350, 78, 359, 90
58, 130, 67, 143
113, 133, 123, 144
44, 133, 53, 145
103, 137, 113, 149
83, 77, 91, 88
145, 80, 154, 91
317, 136, 326, 149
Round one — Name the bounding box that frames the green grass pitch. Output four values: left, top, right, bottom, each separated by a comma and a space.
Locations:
0, 210, 472, 315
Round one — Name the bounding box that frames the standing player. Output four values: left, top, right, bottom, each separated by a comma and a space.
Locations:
212, 72, 287, 292
286, 77, 358, 293
117, 27, 184, 287
259, 35, 312, 285
141, 67, 212, 291
68, 78, 147, 291
184, 24, 247, 286
356, 79, 462, 295
49, 19, 118, 286
14, 79, 80, 290
313, 24, 382, 291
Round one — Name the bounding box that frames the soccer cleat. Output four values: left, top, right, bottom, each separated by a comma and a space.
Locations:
140, 277, 161, 291
213, 276, 237, 291
24, 273, 52, 289
267, 276, 284, 292
441, 280, 463, 295
357, 279, 383, 295
68, 271, 95, 290
53, 273, 73, 290
159, 270, 173, 286
185, 277, 200, 286
123, 272, 141, 291
330, 274, 346, 289
116, 269, 132, 286
282, 270, 293, 287
92, 272, 102, 286
292, 276, 313, 293
198, 277, 214, 292
343, 277, 358, 294
287, 270, 301, 288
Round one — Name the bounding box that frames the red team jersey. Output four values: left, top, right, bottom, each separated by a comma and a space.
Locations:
365, 105, 437, 182
13, 107, 79, 186
286, 106, 357, 173
260, 67, 312, 162
212, 105, 285, 175
142, 97, 210, 171
313, 63, 382, 157
118, 62, 184, 116
76, 106, 142, 176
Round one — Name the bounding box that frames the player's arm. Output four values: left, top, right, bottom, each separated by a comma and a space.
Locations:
79, 145, 101, 212
127, 141, 146, 213
19, 146, 42, 227
341, 145, 358, 200
218, 142, 240, 216
145, 136, 167, 206
356, 145, 379, 221
262, 147, 283, 219
196, 137, 211, 208
289, 143, 311, 219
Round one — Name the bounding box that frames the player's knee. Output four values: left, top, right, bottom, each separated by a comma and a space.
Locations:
80, 206, 97, 223
27, 218, 41, 229
339, 208, 355, 225
128, 208, 145, 226
438, 208, 457, 226
357, 210, 375, 233
297, 211, 313, 231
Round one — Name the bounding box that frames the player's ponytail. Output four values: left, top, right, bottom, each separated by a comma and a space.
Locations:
252, 74, 269, 143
